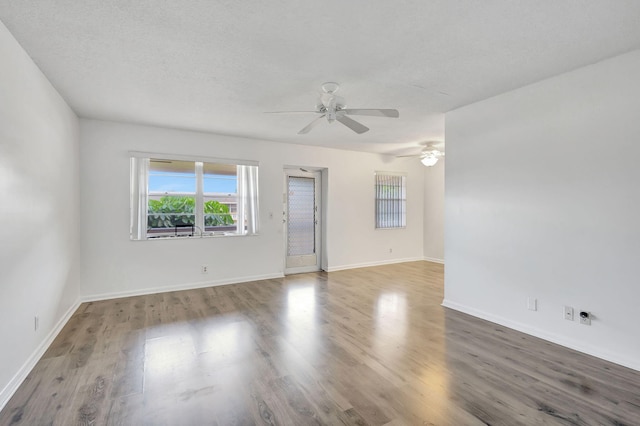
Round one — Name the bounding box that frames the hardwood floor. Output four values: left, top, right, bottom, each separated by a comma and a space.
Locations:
1, 261, 639, 425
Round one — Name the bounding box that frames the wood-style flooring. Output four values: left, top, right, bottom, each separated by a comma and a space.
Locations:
1, 261, 639, 425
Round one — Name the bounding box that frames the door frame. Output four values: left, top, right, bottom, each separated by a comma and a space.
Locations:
283, 168, 323, 275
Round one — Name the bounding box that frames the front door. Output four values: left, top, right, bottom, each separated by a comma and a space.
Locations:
284, 169, 321, 274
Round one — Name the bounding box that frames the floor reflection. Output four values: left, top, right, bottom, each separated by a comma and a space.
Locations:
372, 292, 408, 362
197, 319, 252, 359
145, 332, 196, 378
375, 292, 407, 336
286, 284, 316, 328
285, 283, 319, 362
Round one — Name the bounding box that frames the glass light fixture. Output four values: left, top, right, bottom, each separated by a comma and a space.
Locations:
421, 154, 439, 167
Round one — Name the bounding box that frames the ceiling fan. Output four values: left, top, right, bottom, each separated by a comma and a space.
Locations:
265, 82, 399, 135
397, 141, 445, 166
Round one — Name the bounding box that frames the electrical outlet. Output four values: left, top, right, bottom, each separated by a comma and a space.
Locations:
389, 248, 393, 253
527, 297, 537, 311
564, 306, 574, 321
34, 316, 39, 331
201, 265, 208, 274
579, 311, 591, 325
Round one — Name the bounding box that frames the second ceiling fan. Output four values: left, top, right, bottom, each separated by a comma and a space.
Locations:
266, 82, 399, 135
396, 141, 445, 166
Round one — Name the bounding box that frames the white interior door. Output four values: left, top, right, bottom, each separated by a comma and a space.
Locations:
284, 169, 321, 274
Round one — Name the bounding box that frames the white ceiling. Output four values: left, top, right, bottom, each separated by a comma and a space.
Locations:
2, 1, 640, 155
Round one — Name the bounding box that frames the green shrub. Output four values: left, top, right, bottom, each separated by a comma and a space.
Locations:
147, 196, 233, 228
204, 200, 235, 226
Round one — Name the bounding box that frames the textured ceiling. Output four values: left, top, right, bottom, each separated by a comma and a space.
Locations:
2, 1, 640, 155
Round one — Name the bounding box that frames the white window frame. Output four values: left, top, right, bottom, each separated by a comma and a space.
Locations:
130, 152, 259, 240
374, 171, 407, 229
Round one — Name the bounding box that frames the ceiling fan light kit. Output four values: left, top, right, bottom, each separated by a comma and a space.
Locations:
321, 82, 340, 94
397, 141, 445, 167
421, 154, 439, 167
266, 82, 399, 135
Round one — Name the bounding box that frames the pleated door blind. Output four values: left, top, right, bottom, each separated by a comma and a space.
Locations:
374, 172, 406, 229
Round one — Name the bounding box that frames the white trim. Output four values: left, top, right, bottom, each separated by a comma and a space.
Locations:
423, 256, 444, 264
284, 264, 322, 275
82, 273, 285, 302
0, 299, 81, 412
441, 299, 640, 372
129, 151, 259, 167
325, 257, 424, 272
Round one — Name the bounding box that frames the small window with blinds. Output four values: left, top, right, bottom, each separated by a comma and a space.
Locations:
374, 172, 406, 229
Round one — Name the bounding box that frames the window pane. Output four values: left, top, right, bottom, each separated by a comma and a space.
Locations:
203, 163, 237, 193
203, 175, 237, 194
149, 159, 196, 193
204, 197, 235, 228
203, 163, 237, 229
147, 195, 195, 229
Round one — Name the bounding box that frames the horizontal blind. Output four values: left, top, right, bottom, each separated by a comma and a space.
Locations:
375, 173, 406, 229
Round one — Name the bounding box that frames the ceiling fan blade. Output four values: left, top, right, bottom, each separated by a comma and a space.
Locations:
398, 150, 445, 158
298, 114, 326, 134
342, 108, 399, 118
336, 115, 369, 134
264, 110, 319, 114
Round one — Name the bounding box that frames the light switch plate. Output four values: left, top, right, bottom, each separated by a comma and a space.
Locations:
564, 306, 574, 321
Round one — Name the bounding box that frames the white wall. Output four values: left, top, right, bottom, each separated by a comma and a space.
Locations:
79, 119, 425, 299
423, 160, 444, 263
0, 21, 80, 408
444, 49, 640, 370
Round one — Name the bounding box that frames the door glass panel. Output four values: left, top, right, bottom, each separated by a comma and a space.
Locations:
287, 176, 315, 256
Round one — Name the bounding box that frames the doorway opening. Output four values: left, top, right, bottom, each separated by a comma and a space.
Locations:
283, 168, 325, 274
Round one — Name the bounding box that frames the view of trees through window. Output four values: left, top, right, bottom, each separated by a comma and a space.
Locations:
131, 154, 259, 240
147, 196, 234, 229
147, 160, 237, 233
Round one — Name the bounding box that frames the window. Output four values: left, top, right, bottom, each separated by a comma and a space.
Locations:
130, 153, 259, 240
375, 172, 406, 229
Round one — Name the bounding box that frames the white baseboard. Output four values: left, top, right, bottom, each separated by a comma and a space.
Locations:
82, 272, 285, 302
325, 257, 424, 272
441, 299, 640, 372
0, 298, 81, 412
423, 256, 444, 264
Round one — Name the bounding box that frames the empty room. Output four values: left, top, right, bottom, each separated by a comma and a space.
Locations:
1, 1, 639, 425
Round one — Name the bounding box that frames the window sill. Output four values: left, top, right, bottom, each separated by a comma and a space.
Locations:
133, 232, 258, 241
